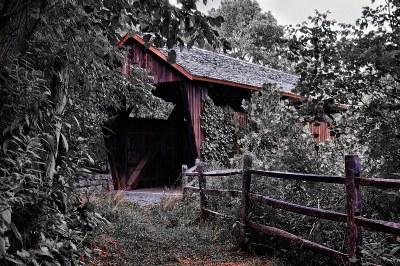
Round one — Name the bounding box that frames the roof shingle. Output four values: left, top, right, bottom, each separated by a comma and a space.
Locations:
159, 46, 297, 91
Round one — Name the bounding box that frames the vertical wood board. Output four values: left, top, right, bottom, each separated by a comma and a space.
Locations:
129, 42, 182, 84
183, 82, 208, 157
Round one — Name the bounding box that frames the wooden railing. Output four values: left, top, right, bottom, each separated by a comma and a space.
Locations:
182, 155, 400, 265
77, 174, 112, 191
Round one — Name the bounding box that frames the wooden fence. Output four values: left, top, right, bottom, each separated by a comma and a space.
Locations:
77, 174, 112, 191
182, 155, 400, 265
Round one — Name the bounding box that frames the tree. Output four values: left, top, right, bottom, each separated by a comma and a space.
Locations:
239, 84, 350, 175
285, 1, 400, 175
0, 0, 48, 66
0, 0, 223, 264
208, 0, 287, 70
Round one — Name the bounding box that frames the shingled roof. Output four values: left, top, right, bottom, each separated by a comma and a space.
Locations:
159, 46, 297, 91
118, 35, 298, 92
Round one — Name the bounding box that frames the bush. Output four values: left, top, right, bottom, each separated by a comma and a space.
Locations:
197, 84, 399, 265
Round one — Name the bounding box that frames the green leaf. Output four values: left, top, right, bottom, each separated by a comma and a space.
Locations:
0, 237, 6, 255
60, 133, 69, 152
5, 256, 24, 265
16, 249, 30, 258
69, 241, 77, 251
72, 116, 81, 131
11, 222, 22, 243
87, 154, 95, 164
35, 247, 53, 258
2, 139, 9, 155
389, 246, 400, 256
31, 258, 39, 266
1, 208, 11, 226
25, 114, 30, 127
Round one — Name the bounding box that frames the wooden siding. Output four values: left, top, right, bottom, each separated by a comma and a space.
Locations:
309, 121, 333, 142
128, 41, 182, 84
123, 50, 131, 76
182, 81, 208, 157
234, 111, 248, 126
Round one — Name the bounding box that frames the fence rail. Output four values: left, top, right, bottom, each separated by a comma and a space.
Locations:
250, 169, 345, 184
182, 155, 400, 266
184, 168, 242, 177
76, 173, 113, 191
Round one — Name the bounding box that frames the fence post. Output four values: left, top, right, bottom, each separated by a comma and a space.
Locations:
239, 155, 252, 249
197, 159, 207, 222
181, 164, 188, 197
181, 165, 188, 185
345, 155, 362, 265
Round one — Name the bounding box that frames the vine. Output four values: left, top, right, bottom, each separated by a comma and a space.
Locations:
200, 96, 238, 165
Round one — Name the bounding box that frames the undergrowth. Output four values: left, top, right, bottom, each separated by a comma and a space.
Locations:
201, 165, 400, 266
86, 192, 274, 266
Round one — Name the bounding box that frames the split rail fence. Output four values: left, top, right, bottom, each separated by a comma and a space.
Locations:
182, 155, 400, 265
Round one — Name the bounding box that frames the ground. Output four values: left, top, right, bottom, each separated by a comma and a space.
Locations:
83, 190, 273, 266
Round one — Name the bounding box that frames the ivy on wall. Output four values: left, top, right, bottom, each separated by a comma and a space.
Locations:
200, 96, 238, 165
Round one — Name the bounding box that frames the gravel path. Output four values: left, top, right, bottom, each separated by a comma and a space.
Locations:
121, 187, 182, 205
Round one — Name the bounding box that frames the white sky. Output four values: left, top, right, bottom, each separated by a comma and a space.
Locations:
171, 0, 386, 26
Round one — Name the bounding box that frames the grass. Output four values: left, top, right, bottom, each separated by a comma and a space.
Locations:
82, 191, 274, 266
81, 187, 400, 266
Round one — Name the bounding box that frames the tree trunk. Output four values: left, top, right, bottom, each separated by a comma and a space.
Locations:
45, 59, 68, 183
0, 0, 46, 67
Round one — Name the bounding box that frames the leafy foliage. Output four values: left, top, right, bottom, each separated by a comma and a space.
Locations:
0, 0, 224, 264
200, 96, 238, 165
239, 84, 352, 174
285, 1, 400, 176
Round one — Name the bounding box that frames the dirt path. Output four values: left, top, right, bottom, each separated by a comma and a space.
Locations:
121, 187, 182, 206
86, 193, 273, 266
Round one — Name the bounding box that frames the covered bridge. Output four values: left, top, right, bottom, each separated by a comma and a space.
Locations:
106, 34, 333, 190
